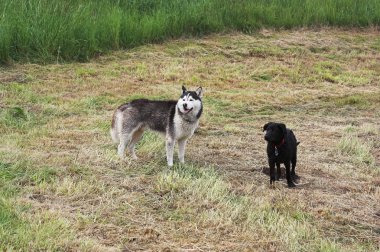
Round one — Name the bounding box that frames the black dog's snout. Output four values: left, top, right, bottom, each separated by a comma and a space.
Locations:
264, 135, 269, 141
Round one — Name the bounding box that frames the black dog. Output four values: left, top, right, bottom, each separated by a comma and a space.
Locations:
263, 122, 299, 187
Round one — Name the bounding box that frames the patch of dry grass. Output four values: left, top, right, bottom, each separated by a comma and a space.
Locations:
1, 28, 380, 251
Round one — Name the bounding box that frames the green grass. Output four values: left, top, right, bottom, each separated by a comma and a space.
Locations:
0, 199, 72, 251
330, 93, 380, 109
157, 165, 318, 247
1, 0, 380, 64
0, 30, 379, 250
0, 160, 69, 250
339, 132, 375, 167
0, 159, 58, 198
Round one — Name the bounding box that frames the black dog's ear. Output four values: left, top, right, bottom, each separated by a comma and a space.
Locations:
278, 123, 287, 137
263, 122, 272, 132
182, 85, 187, 94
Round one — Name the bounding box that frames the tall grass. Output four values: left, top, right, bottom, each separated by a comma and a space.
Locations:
0, 0, 379, 64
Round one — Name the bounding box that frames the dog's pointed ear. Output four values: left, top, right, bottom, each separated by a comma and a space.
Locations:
195, 87, 203, 98
278, 123, 287, 137
182, 85, 187, 94
263, 122, 272, 132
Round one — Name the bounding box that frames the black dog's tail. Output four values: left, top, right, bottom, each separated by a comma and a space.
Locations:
296, 142, 300, 146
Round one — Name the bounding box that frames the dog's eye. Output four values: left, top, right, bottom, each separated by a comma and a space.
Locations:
190, 99, 194, 101
182, 99, 185, 101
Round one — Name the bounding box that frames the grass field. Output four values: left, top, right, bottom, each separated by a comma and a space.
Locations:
1, 29, 380, 251
1, 0, 380, 64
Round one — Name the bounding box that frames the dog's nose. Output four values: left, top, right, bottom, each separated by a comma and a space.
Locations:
264, 135, 269, 141
183, 103, 188, 109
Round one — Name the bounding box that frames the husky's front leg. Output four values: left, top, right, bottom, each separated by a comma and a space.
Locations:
178, 139, 187, 164
166, 137, 175, 167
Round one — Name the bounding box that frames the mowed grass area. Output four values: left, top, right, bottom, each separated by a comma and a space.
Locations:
1, 29, 380, 251
1, 0, 380, 64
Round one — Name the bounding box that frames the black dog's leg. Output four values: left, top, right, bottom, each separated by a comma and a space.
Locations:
285, 161, 295, 188
269, 160, 276, 185
291, 157, 297, 178
276, 162, 281, 180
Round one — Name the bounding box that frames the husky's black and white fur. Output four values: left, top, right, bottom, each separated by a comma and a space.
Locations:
111, 86, 203, 166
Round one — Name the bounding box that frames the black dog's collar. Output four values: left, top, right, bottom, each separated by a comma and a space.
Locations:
274, 138, 285, 156
274, 138, 285, 148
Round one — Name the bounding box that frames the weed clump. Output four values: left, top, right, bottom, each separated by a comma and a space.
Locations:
0, 107, 28, 128
338, 133, 375, 166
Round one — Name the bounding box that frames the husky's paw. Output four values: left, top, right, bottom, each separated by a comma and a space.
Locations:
117, 150, 125, 159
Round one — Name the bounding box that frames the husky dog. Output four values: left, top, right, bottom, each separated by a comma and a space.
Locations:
111, 86, 203, 166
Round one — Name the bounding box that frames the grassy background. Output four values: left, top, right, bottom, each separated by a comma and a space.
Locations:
0, 29, 379, 250
1, 0, 380, 64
